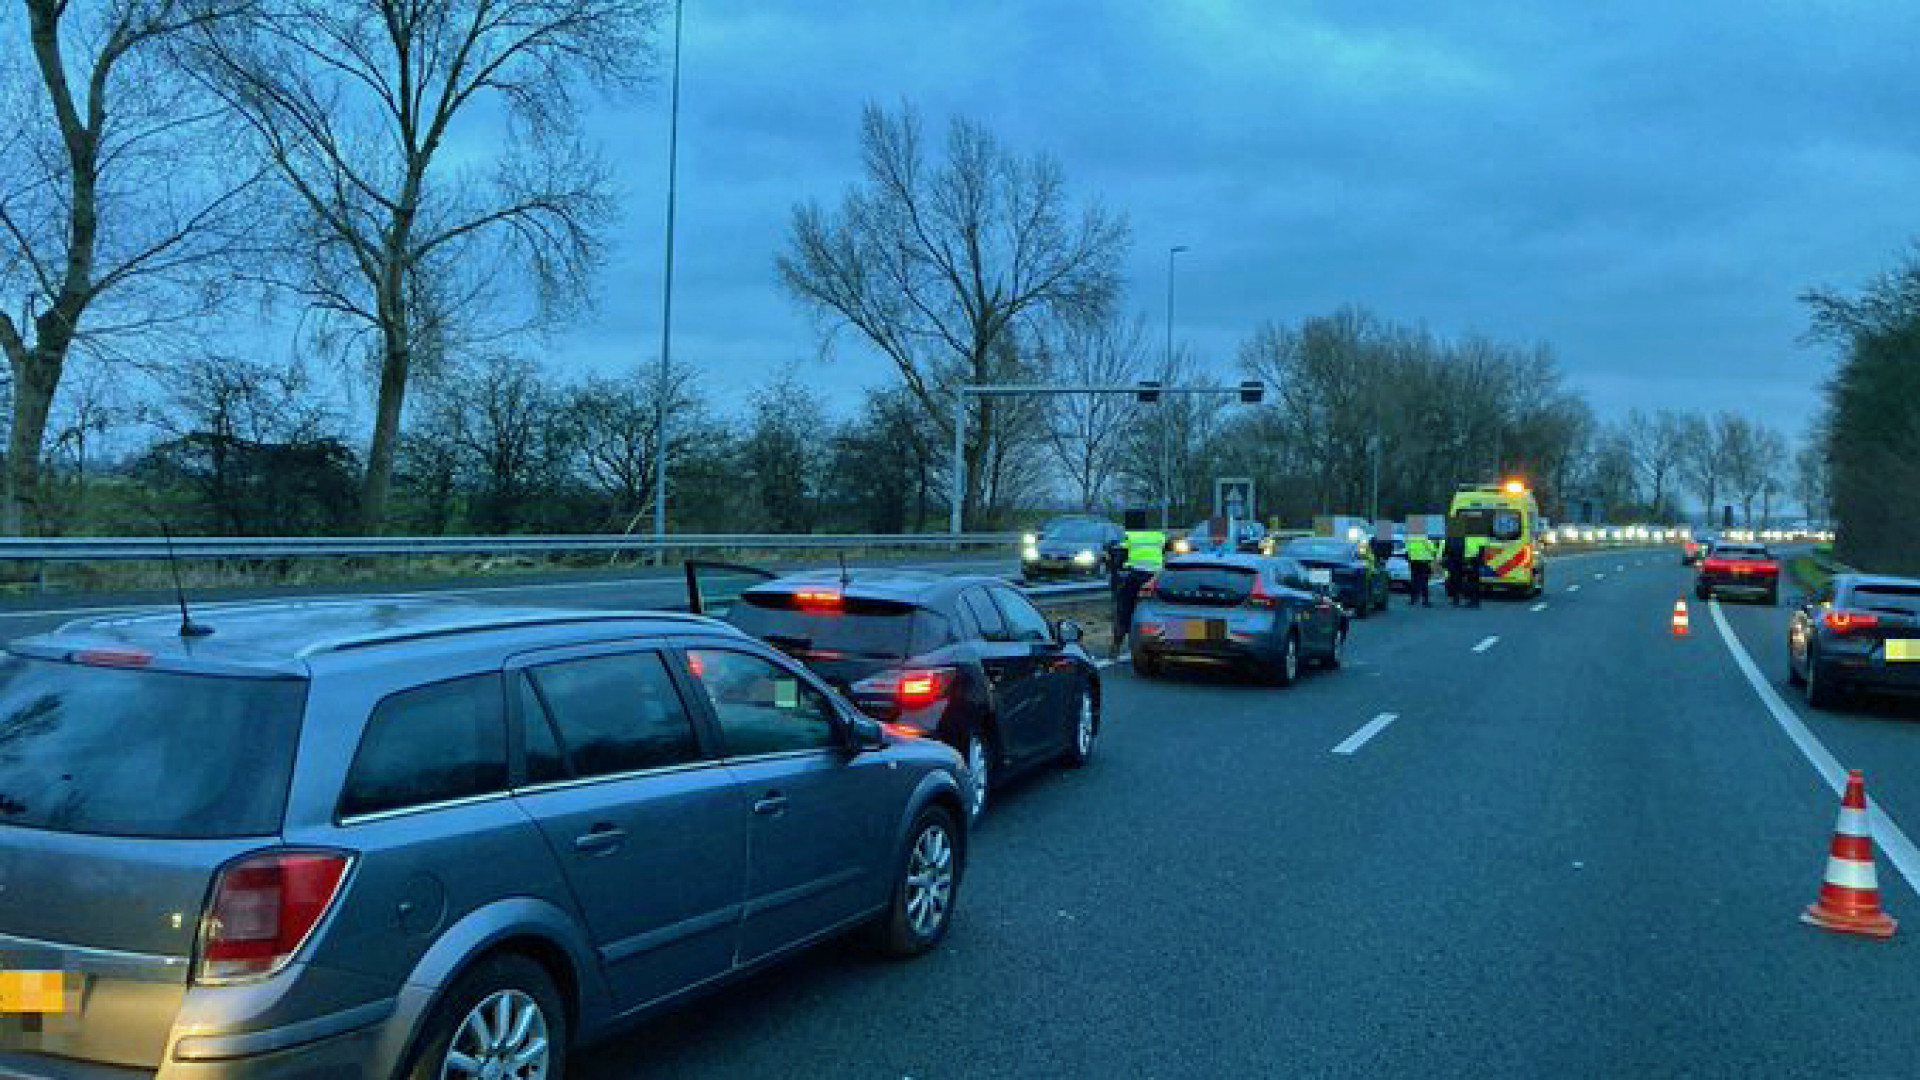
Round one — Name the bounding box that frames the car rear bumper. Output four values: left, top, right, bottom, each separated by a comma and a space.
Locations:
1135, 635, 1281, 667
1822, 657, 1920, 695
0, 999, 395, 1080
1700, 577, 1776, 597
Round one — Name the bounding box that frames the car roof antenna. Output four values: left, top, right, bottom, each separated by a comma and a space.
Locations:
837, 552, 851, 590
161, 523, 213, 638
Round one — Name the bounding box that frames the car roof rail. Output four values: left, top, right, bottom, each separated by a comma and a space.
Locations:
294, 610, 720, 658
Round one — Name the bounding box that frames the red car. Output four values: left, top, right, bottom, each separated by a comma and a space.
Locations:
1695, 542, 1780, 605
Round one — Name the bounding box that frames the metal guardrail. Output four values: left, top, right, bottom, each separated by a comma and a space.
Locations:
0, 533, 1022, 562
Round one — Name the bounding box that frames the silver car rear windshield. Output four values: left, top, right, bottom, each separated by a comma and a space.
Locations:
0, 656, 305, 838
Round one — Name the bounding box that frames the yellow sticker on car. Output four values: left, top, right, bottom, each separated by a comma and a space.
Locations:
0, 971, 69, 1014
1886, 640, 1919, 662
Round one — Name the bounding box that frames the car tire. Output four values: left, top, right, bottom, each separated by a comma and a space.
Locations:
402, 954, 567, 1080
1131, 647, 1160, 678
1061, 684, 1097, 767
1266, 631, 1300, 686
1696, 584, 1711, 602
1765, 586, 1779, 606
1787, 649, 1806, 686
1804, 651, 1844, 710
867, 804, 961, 958
962, 730, 995, 822
1323, 624, 1348, 669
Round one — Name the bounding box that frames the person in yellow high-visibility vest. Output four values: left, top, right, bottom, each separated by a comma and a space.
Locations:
1461, 534, 1489, 608
1108, 509, 1164, 659
1405, 533, 1438, 606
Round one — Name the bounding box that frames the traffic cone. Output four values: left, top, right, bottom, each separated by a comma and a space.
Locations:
1802, 769, 1897, 939
1671, 600, 1690, 637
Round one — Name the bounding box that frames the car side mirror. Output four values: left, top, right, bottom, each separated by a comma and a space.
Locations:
1055, 619, 1084, 644
846, 715, 886, 753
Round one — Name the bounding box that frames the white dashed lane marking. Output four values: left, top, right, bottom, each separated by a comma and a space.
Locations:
1472, 636, 1500, 653
1332, 713, 1399, 755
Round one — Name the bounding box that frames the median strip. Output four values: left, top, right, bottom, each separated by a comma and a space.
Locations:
1332, 712, 1399, 755
1472, 635, 1499, 653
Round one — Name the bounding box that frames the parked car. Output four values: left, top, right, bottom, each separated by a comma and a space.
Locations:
687, 565, 1101, 821
1695, 542, 1780, 604
1789, 574, 1920, 708
1170, 518, 1267, 557
1130, 554, 1348, 683
1681, 531, 1716, 566
0, 599, 968, 1078
1020, 517, 1125, 581
1276, 536, 1392, 616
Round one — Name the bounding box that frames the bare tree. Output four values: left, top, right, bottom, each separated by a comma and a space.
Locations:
564, 361, 705, 532
778, 102, 1128, 522
1623, 408, 1691, 521
0, 0, 261, 533
412, 354, 570, 533
1794, 434, 1829, 525
191, 0, 662, 530
1679, 412, 1732, 527
1042, 314, 1144, 510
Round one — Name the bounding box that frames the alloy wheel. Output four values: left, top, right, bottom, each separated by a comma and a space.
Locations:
1075, 692, 1095, 756
1284, 634, 1299, 682
440, 989, 550, 1080
966, 734, 990, 819
903, 822, 955, 939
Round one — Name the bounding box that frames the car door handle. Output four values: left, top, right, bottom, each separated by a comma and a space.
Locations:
753, 793, 789, 816
573, 824, 626, 855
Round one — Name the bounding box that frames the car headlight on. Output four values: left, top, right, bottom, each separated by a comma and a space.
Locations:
1173, 539, 1192, 554
1073, 550, 1096, 566
1022, 545, 1039, 561
1022, 533, 1037, 546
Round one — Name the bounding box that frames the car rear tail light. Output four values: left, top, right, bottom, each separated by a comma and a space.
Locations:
1247, 579, 1278, 609
853, 667, 957, 710
70, 649, 152, 667
198, 851, 352, 984
793, 590, 842, 609
1824, 610, 1881, 633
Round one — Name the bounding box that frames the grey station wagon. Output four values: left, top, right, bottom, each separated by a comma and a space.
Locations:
0, 599, 969, 1078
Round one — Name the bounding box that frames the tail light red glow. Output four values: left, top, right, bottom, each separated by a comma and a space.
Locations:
1704, 559, 1777, 574
793, 590, 843, 609
1247, 578, 1278, 609
853, 667, 957, 710
1824, 610, 1881, 633
198, 851, 351, 983
71, 649, 153, 667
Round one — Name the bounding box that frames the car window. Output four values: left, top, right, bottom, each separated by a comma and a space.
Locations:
961, 588, 1009, 642
1851, 583, 1920, 616
991, 587, 1054, 644
0, 659, 305, 839
514, 673, 570, 786
339, 674, 507, 819
527, 652, 704, 778
686, 648, 838, 756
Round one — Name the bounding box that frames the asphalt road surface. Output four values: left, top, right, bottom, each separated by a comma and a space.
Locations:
15, 546, 1920, 1077
575, 546, 1918, 1079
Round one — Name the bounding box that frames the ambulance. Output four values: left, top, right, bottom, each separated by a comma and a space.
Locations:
1448, 479, 1547, 597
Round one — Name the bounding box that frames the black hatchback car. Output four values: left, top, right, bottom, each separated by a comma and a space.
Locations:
1130, 554, 1348, 684
1277, 537, 1391, 616
687, 565, 1101, 820
1789, 573, 1920, 708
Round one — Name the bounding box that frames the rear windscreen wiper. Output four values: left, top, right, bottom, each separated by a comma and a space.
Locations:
763, 633, 813, 649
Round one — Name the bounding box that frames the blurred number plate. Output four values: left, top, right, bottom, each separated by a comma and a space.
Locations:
0, 971, 69, 1014
1180, 620, 1227, 642
1887, 640, 1919, 662
1307, 569, 1333, 585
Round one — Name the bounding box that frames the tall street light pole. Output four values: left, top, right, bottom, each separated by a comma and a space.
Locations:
1162, 244, 1188, 531
651, 0, 684, 548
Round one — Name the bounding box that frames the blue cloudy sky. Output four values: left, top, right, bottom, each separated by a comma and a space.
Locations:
542, 0, 1920, 437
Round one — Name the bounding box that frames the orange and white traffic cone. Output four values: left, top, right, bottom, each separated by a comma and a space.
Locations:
1671, 600, 1690, 637
1802, 769, 1897, 939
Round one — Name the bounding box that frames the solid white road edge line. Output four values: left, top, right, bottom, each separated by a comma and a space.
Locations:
1332, 712, 1399, 755
1708, 598, 1920, 899
1472, 635, 1499, 653
1095, 656, 1132, 669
